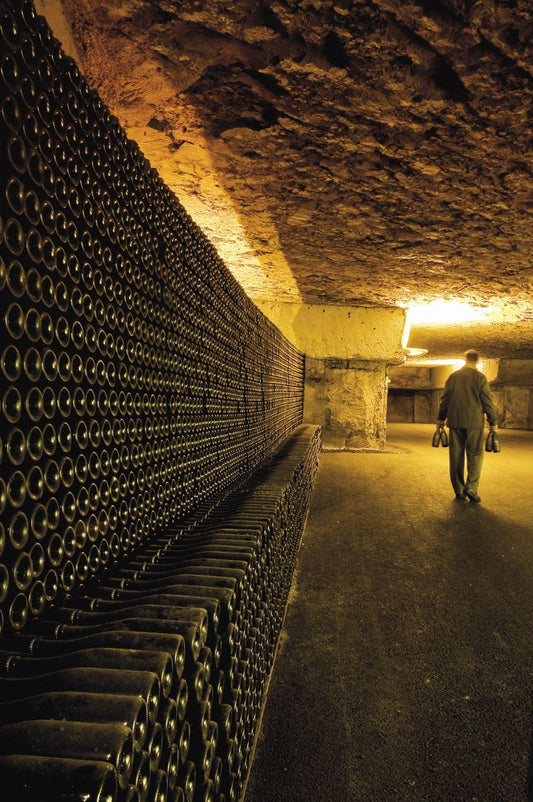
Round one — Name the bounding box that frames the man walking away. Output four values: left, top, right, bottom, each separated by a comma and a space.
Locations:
437, 349, 497, 502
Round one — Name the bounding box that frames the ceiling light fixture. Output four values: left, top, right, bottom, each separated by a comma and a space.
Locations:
405, 358, 466, 367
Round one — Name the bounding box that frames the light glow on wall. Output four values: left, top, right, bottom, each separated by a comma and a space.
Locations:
407, 299, 493, 326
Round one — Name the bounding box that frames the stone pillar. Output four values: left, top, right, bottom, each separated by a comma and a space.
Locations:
304, 358, 389, 449
256, 303, 407, 450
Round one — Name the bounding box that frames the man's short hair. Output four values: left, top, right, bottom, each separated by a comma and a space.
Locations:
465, 349, 479, 363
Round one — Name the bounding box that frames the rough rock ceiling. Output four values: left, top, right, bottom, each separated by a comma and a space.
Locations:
49, 0, 533, 360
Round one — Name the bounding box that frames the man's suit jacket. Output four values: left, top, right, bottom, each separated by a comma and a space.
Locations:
438, 366, 496, 428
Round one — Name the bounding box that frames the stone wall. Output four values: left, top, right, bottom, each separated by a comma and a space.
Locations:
305, 358, 387, 450
491, 387, 533, 429
490, 358, 533, 428
388, 365, 433, 390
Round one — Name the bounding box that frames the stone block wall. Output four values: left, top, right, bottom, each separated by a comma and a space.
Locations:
304, 358, 388, 450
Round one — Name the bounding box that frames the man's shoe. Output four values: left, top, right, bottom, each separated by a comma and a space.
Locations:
455, 493, 468, 501
465, 490, 481, 502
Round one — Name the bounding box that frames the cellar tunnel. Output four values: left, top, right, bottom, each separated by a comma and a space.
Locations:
1, 1, 533, 801
33, 0, 533, 450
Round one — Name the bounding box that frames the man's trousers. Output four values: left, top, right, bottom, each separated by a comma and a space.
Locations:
448, 427, 485, 496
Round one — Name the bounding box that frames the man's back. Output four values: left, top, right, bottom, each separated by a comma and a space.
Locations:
439, 366, 496, 428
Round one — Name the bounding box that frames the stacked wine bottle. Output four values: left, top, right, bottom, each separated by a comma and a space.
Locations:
0, 424, 321, 802
0, 1, 321, 800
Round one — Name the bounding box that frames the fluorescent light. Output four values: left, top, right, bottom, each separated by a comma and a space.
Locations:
404, 358, 465, 367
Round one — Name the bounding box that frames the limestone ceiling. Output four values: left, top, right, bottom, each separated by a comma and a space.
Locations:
45, 0, 533, 360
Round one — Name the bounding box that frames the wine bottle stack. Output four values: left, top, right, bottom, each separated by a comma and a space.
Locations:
0, 424, 321, 801
0, 0, 304, 633
0, 0, 322, 799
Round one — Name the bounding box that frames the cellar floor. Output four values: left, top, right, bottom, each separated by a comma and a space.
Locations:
244, 423, 533, 802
